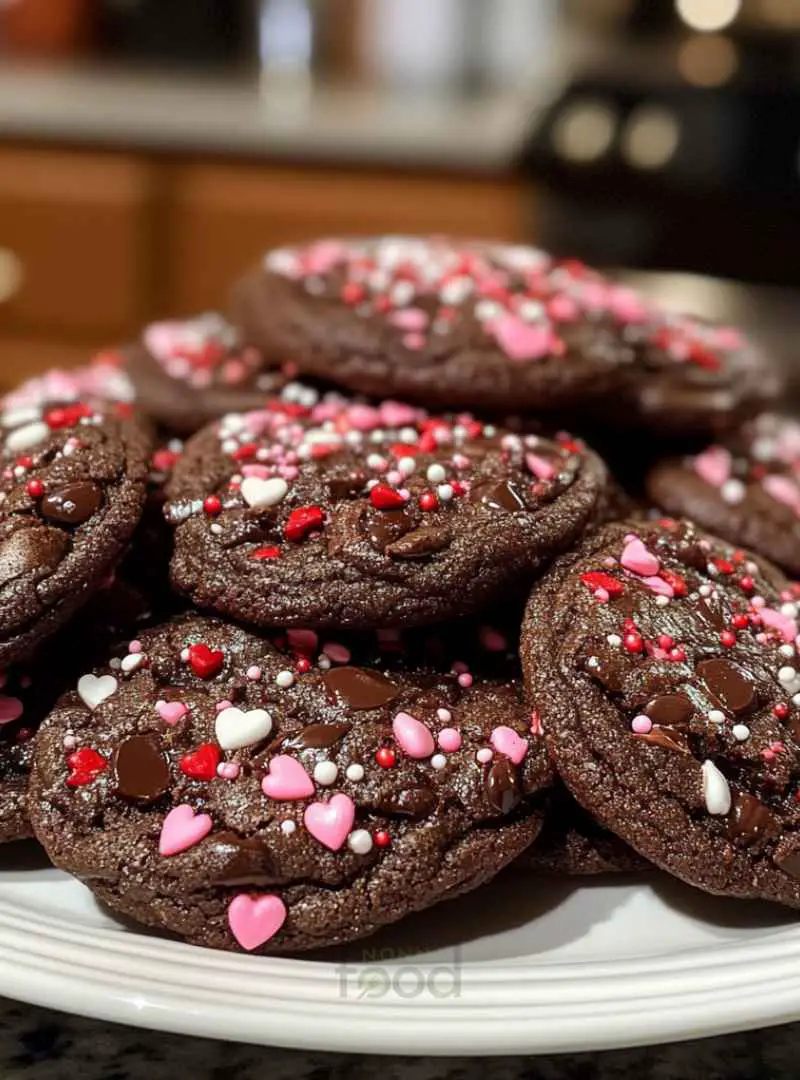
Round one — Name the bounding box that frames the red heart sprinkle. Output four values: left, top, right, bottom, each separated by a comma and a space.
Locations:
658, 569, 688, 596
45, 403, 93, 430
284, 506, 325, 542
188, 643, 224, 679
251, 545, 281, 561
179, 743, 221, 781
579, 571, 623, 597
369, 483, 408, 511
66, 747, 107, 787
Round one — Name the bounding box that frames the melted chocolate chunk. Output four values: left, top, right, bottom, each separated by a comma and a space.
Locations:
112, 734, 170, 804
374, 786, 437, 819
210, 832, 279, 886
696, 596, 728, 631
385, 526, 451, 559
645, 693, 694, 729
697, 658, 756, 715
366, 509, 411, 551
486, 759, 522, 813
469, 479, 527, 513
322, 666, 400, 710
581, 648, 627, 693
0, 527, 69, 587
775, 846, 800, 880
728, 793, 780, 849
328, 471, 368, 501
634, 727, 690, 753
40, 481, 103, 526
281, 722, 351, 751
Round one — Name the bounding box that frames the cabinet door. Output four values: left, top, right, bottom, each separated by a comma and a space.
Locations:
0, 148, 156, 339
165, 162, 524, 314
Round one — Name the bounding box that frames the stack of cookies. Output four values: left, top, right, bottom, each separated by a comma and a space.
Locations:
3, 236, 800, 956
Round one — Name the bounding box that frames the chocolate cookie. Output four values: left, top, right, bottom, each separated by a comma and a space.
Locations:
231, 237, 778, 439
125, 313, 289, 436
30, 613, 549, 953
2, 356, 136, 413
647, 414, 800, 576
521, 517, 800, 907
164, 394, 607, 629
515, 785, 649, 876
0, 399, 150, 665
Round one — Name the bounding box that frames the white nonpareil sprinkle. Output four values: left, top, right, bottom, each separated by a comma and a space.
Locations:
345, 763, 364, 782
732, 724, 750, 742
720, 478, 746, 504
780, 644, 796, 658
313, 761, 338, 786
426, 463, 446, 484
437, 484, 454, 502
275, 670, 295, 688
707, 710, 726, 726
701, 759, 732, 816
431, 754, 447, 770
607, 634, 622, 647
280, 820, 296, 835
779, 666, 798, 685
347, 829, 373, 855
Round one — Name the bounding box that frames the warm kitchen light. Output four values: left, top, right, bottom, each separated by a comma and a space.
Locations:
550, 99, 617, 163
678, 34, 739, 86
621, 106, 682, 170
675, 0, 741, 32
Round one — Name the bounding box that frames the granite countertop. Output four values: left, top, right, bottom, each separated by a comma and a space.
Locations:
0, 63, 552, 170
1, 996, 799, 1079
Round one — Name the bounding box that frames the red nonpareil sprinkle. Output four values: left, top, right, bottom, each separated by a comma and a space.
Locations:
341, 281, 366, 304
687, 341, 722, 371
251, 545, 281, 561
580, 571, 623, 597
375, 747, 396, 769
295, 657, 312, 674
738, 576, 755, 593
417, 432, 439, 454
389, 442, 421, 459
188, 643, 224, 679
623, 632, 643, 654
16, 455, 32, 470
179, 743, 221, 781
657, 634, 674, 651
659, 569, 688, 597
284, 505, 325, 542
773, 703, 790, 720
231, 442, 257, 462
66, 747, 107, 787
369, 483, 408, 511
732, 613, 749, 630
26, 479, 44, 498
45, 403, 92, 429
203, 495, 222, 516
373, 830, 392, 849
712, 558, 734, 575
450, 480, 467, 497
668, 646, 687, 662
419, 491, 438, 512
720, 630, 737, 648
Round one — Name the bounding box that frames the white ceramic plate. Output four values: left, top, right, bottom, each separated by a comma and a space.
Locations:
1, 842, 799, 1055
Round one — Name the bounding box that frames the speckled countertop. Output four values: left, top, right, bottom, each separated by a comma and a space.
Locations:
0, 999, 797, 1079
0, 63, 554, 170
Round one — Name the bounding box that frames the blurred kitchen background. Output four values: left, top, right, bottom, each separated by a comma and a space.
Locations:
0, 0, 799, 392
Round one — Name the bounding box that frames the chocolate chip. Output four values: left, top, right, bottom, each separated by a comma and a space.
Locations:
469, 479, 526, 512
697, 658, 756, 715
366, 509, 411, 552
580, 647, 627, 692
728, 793, 779, 849
634, 727, 690, 753
645, 693, 694, 729
209, 832, 278, 886
40, 481, 103, 526
322, 666, 400, 710
0, 527, 69, 587
775, 845, 800, 880
112, 734, 170, 803
374, 787, 437, 819
281, 722, 351, 751
485, 759, 522, 813
385, 526, 451, 559
327, 472, 367, 501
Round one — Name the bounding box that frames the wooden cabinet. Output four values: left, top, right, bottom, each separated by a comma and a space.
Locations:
164, 163, 525, 314
0, 146, 525, 390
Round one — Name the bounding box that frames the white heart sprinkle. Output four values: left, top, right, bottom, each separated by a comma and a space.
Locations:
701, 759, 731, 816
5, 421, 49, 453
215, 706, 272, 750
241, 477, 289, 510
77, 674, 118, 711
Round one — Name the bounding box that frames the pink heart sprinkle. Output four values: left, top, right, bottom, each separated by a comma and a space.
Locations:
693, 446, 732, 489
158, 804, 213, 857
759, 607, 798, 644
240, 463, 272, 479
227, 893, 287, 952
641, 575, 674, 598
490, 725, 528, 765
763, 474, 800, 515
379, 401, 421, 427
303, 793, 355, 851
389, 308, 429, 332
437, 728, 462, 753
620, 537, 660, 577
392, 712, 435, 760
489, 316, 554, 362
156, 700, 188, 726
261, 755, 315, 801
0, 696, 23, 725
525, 452, 557, 481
